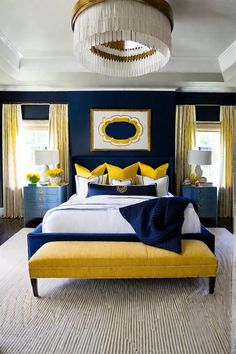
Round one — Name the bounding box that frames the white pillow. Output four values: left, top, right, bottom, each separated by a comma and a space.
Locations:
139, 175, 169, 197
182, 203, 201, 234
75, 174, 107, 198
111, 179, 133, 186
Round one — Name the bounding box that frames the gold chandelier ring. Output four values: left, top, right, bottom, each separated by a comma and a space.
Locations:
71, 0, 174, 32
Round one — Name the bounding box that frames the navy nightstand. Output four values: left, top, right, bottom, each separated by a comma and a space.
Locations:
181, 185, 218, 225
23, 184, 68, 227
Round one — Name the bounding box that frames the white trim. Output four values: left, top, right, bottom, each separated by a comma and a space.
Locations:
218, 41, 236, 72
0, 208, 4, 217
0, 31, 22, 78
177, 86, 236, 93
0, 86, 178, 92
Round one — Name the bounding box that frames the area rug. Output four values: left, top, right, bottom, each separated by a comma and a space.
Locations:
0, 228, 233, 354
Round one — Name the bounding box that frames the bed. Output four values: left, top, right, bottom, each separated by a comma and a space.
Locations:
27, 156, 215, 258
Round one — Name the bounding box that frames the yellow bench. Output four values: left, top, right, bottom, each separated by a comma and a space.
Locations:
28, 240, 218, 297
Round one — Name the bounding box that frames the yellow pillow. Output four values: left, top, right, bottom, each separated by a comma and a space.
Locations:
139, 162, 169, 179
74, 163, 106, 178
106, 163, 139, 183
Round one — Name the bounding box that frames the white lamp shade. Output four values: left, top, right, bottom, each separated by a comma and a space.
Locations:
35, 150, 59, 165
188, 150, 212, 165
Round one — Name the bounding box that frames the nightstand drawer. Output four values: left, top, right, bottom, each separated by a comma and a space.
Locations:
26, 202, 58, 211
181, 185, 217, 224
196, 188, 216, 199
25, 209, 49, 218
198, 204, 217, 218
23, 184, 68, 227
26, 194, 60, 203
24, 188, 58, 197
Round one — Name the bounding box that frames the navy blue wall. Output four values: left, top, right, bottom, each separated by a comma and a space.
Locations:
0, 91, 176, 159
0, 91, 176, 206
0, 90, 236, 207
68, 91, 176, 158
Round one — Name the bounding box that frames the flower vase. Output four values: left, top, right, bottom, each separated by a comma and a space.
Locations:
49, 177, 61, 185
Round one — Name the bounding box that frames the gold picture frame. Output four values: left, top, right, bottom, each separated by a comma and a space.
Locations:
90, 109, 151, 151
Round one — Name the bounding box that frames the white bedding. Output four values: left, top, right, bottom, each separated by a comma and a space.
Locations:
42, 194, 201, 234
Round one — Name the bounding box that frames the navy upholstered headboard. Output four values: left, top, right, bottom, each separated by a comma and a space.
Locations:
70, 156, 175, 195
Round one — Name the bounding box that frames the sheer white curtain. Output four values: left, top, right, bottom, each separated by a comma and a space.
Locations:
2, 104, 23, 218
49, 104, 69, 183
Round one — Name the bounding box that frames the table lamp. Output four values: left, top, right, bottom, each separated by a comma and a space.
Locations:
188, 149, 212, 181
35, 149, 59, 183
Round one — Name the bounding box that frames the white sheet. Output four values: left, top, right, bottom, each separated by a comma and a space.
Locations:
42, 194, 201, 234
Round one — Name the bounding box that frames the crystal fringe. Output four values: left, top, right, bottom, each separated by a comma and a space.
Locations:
73, 0, 172, 77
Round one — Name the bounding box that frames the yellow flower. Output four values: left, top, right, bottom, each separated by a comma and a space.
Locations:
189, 173, 198, 183
45, 168, 63, 177
26, 173, 40, 184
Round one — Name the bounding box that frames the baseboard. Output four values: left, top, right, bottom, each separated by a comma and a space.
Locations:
0, 208, 4, 217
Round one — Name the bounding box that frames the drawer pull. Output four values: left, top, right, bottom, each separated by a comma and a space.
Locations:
39, 190, 44, 194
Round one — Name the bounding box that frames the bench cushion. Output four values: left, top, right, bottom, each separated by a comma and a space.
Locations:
28, 240, 218, 279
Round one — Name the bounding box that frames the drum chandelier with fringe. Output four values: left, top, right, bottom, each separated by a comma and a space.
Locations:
72, 0, 174, 77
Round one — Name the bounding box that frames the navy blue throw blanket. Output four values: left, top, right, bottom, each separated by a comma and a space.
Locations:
119, 197, 192, 254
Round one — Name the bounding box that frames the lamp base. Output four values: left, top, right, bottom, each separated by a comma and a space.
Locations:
40, 165, 50, 183
195, 165, 203, 179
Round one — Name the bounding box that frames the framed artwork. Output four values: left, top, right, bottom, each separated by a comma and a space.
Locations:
90, 109, 151, 151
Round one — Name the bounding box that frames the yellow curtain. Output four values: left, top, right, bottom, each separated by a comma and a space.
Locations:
175, 105, 196, 195
218, 106, 235, 218
49, 104, 69, 183
2, 104, 23, 218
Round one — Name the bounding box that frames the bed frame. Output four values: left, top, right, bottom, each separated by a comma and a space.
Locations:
27, 156, 215, 259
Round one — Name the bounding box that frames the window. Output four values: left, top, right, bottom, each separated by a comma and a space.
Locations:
21, 120, 49, 183
196, 122, 221, 188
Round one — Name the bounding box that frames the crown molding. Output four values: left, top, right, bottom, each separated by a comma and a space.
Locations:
177, 86, 236, 93
20, 56, 86, 73
0, 86, 178, 92
218, 41, 236, 82
0, 33, 233, 89
0, 31, 21, 78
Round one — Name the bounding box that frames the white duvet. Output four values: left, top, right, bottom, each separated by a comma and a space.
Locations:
42, 194, 201, 234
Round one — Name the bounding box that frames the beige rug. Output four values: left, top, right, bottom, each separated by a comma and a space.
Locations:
0, 228, 233, 354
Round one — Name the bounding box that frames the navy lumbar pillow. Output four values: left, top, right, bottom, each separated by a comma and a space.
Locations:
87, 183, 156, 197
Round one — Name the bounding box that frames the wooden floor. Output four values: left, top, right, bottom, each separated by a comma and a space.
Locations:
0, 217, 233, 246
0, 218, 24, 246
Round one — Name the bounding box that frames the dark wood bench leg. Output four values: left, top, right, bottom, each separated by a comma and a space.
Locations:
31, 278, 39, 297
209, 277, 216, 294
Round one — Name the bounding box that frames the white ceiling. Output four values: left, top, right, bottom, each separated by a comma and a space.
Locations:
0, 0, 236, 91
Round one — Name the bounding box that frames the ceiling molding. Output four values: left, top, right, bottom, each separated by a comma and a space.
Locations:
20, 56, 87, 73
177, 86, 236, 93
0, 31, 22, 78
0, 85, 178, 92
218, 41, 236, 82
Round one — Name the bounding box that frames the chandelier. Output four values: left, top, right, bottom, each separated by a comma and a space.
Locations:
72, 0, 174, 77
